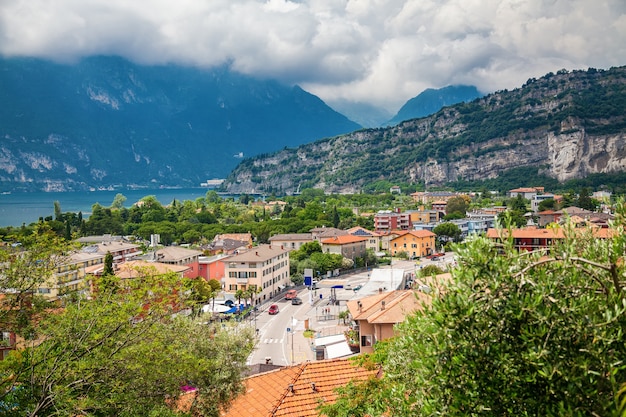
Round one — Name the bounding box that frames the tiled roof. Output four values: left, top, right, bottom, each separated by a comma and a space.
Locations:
269, 233, 314, 241
154, 246, 203, 261
222, 359, 377, 417
347, 290, 431, 325
115, 260, 189, 278
320, 235, 368, 245
227, 244, 289, 262
347, 226, 381, 237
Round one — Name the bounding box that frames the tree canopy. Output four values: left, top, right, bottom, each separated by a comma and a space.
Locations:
0, 248, 255, 417
322, 202, 626, 416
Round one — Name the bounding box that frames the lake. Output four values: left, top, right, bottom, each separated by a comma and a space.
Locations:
0, 188, 223, 227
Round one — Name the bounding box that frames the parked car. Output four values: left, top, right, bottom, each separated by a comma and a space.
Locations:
291, 297, 303, 305
268, 304, 279, 315
344, 283, 352, 290
353, 284, 363, 292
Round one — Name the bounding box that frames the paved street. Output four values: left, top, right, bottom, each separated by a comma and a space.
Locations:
245, 254, 456, 366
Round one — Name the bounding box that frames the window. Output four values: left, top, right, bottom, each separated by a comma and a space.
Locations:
361, 335, 372, 347
249, 262, 256, 268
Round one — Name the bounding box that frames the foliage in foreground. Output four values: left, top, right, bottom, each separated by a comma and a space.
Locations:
0, 247, 255, 416
322, 202, 626, 416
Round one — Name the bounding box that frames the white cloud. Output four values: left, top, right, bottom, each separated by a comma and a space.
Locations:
0, 0, 624, 112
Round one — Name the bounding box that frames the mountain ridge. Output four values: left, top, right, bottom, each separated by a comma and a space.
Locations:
0, 56, 361, 192
222, 66, 626, 194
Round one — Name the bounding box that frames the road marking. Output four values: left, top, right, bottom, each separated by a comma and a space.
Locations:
263, 338, 284, 344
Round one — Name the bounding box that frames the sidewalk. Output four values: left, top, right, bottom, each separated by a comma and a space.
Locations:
290, 290, 351, 363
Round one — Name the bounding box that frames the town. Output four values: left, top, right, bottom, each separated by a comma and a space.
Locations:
0, 185, 624, 416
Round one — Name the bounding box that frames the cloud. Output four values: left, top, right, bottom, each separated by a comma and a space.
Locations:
1, 0, 625, 112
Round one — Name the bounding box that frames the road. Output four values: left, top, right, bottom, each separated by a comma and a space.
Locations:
245, 253, 456, 366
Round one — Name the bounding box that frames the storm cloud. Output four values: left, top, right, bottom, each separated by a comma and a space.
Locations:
1, 0, 625, 112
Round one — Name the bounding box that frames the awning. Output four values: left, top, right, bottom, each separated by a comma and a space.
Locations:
325, 341, 354, 359
225, 304, 246, 314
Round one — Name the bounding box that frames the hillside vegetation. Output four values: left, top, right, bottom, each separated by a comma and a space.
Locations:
224, 66, 626, 194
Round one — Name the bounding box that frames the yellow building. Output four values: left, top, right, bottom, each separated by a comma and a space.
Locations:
389, 230, 436, 258
223, 244, 290, 305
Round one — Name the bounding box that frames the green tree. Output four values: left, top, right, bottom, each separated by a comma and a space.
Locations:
445, 196, 469, 217
577, 187, 598, 211
538, 197, 557, 211
53, 201, 62, 221
103, 251, 114, 276
0, 268, 255, 417
110, 193, 127, 210
324, 202, 626, 416
432, 222, 462, 243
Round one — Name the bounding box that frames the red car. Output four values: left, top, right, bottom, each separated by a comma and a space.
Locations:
268, 304, 279, 315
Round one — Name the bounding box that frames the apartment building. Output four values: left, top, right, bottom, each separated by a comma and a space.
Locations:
223, 244, 290, 305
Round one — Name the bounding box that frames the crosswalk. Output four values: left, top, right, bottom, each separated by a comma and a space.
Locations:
262, 338, 284, 344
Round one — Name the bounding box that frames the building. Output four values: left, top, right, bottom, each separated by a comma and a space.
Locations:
268, 233, 314, 251
373, 210, 412, 232
114, 260, 190, 279
388, 230, 436, 258
485, 226, 613, 252
406, 208, 441, 224
149, 246, 204, 279
346, 289, 431, 354
508, 187, 544, 200
223, 244, 290, 304
346, 226, 382, 252
310, 227, 348, 241
410, 191, 461, 204
39, 251, 106, 299
204, 238, 249, 256
217, 359, 378, 417
198, 254, 230, 281
320, 235, 368, 261
530, 193, 562, 212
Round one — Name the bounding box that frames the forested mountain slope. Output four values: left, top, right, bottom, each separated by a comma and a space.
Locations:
0, 56, 360, 192
223, 67, 626, 194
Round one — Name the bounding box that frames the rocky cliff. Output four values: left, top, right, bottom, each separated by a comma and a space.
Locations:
223, 67, 626, 194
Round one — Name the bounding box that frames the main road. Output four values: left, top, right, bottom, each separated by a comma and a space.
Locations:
245, 254, 456, 366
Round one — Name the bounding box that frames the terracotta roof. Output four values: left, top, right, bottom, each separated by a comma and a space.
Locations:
154, 246, 203, 261
216, 233, 253, 243
509, 187, 540, 193
346, 290, 431, 324
221, 359, 377, 417
269, 233, 314, 241
115, 260, 189, 278
320, 235, 368, 245
395, 230, 436, 239
227, 244, 289, 262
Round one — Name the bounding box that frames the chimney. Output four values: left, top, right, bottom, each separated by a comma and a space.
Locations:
357, 301, 362, 312
255, 251, 259, 256
381, 300, 386, 310
311, 382, 317, 392
288, 384, 294, 393
379, 288, 383, 294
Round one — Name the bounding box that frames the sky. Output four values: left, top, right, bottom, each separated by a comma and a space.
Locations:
1, 0, 625, 113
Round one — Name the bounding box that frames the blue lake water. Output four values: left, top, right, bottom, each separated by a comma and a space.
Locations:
0, 188, 221, 227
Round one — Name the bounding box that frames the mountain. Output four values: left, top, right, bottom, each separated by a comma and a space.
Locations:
223, 67, 626, 194
0, 56, 361, 192
385, 85, 482, 126
326, 99, 393, 128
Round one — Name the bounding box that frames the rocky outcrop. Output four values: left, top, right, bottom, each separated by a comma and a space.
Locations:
224, 67, 626, 194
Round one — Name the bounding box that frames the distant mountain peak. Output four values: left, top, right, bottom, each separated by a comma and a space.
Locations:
385, 85, 482, 126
